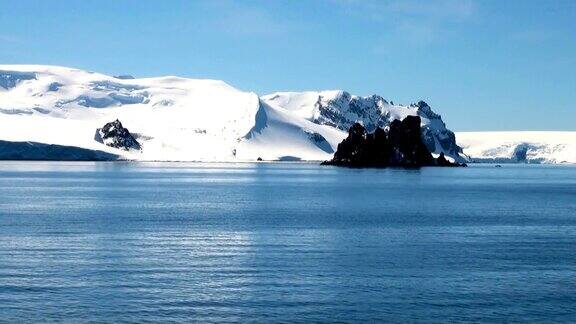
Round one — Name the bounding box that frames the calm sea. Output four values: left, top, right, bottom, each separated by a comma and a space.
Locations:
0, 162, 575, 322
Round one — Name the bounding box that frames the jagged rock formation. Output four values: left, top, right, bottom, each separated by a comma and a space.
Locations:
322, 116, 465, 168
262, 91, 466, 162
96, 119, 141, 151
412, 101, 462, 159
314, 92, 388, 131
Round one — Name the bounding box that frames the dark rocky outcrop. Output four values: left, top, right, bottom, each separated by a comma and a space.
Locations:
304, 92, 464, 162
436, 152, 454, 166
96, 119, 141, 151
512, 143, 530, 162
322, 116, 466, 168
47, 82, 63, 92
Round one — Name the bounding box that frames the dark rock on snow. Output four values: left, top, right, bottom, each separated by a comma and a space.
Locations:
322, 116, 465, 168
96, 119, 141, 151
436, 152, 454, 166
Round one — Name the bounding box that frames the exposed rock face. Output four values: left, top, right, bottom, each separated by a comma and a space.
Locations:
512, 143, 530, 162
436, 152, 454, 166
304, 130, 334, 153
322, 116, 465, 168
47, 82, 63, 92
96, 119, 141, 151
314, 92, 389, 132
413, 101, 463, 159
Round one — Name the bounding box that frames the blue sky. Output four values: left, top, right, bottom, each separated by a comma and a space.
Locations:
1, 0, 574, 131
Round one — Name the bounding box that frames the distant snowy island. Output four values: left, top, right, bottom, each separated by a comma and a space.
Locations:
457, 132, 576, 164
1, 65, 574, 164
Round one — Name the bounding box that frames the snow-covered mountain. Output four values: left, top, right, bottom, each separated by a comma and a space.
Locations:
0, 65, 256, 161
0, 65, 348, 161
0, 64, 488, 162
457, 132, 576, 164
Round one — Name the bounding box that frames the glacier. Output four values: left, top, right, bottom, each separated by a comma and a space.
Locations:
457, 132, 576, 164
0, 64, 572, 163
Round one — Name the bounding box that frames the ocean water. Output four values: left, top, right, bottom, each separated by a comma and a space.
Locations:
0, 162, 575, 322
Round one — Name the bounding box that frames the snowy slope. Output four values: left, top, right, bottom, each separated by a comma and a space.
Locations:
457, 132, 576, 164
263, 91, 465, 162
236, 102, 346, 161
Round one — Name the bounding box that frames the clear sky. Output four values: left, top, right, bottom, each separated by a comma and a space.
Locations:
1, 0, 574, 131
